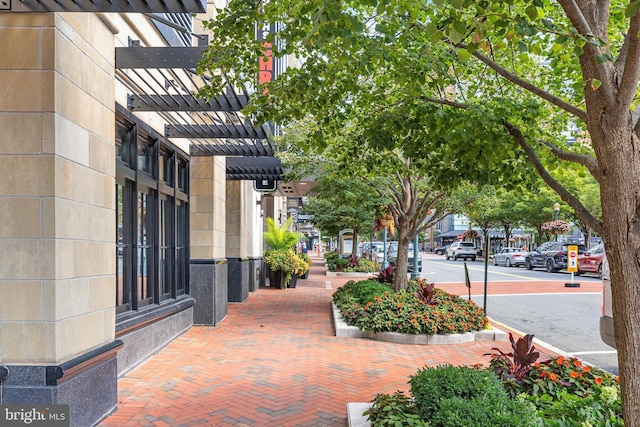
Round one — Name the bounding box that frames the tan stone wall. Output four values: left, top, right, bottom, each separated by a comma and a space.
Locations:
226, 181, 264, 259
190, 156, 226, 259
0, 14, 116, 365
225, 180, 241, 257
212, 157, 226, 258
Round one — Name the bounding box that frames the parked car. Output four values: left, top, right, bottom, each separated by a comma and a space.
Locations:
445, 241, 477, 261
493, 247, 528, 267
387, 242, 423, 272
361, 241, 384, 260
372, 245, 387, 264
600, 255, 615, 348
576, 242, 605, 279
433, 244, 450, 255
525, 241, 587, 273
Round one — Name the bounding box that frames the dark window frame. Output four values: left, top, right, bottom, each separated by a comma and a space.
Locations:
115, 108, 190, 317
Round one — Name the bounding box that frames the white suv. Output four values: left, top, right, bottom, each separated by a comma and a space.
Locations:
445, 241, 477, 261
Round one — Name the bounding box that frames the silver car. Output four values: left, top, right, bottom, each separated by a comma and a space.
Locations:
493, 247, 528, 267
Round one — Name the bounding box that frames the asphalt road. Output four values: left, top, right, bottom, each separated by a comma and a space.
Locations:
417, 253, 619, 375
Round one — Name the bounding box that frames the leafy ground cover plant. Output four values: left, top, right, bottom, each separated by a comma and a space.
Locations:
333, 279, 487, 335
363, 391, 426, 427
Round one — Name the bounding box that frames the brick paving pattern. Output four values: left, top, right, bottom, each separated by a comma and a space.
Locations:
99, 254, 600, 427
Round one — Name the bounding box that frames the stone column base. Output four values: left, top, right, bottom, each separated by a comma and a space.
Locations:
190, 259, 228, 325
1, 340, 122, 427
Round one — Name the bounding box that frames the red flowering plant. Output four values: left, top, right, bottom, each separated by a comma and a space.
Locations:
525, 355, 620, 400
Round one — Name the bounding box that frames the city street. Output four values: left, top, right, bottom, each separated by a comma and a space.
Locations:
418, 253, 618, 374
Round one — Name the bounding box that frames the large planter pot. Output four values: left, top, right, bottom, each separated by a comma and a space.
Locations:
289, 274, 299, 288
269, 269, 286, 289
378, 218, 391, 227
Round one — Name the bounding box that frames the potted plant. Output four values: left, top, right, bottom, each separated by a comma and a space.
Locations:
289, 253, 311, 288
542, 220, 570, 236
264, 249, 294, 288
374, 206, 395, 235
299, 253, 312, 279
263, 217, 298, 288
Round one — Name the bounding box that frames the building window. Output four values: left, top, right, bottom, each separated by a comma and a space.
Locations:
115, 115, 189, 316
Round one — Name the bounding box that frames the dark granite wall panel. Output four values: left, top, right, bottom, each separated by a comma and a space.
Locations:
191, 261, 228, 325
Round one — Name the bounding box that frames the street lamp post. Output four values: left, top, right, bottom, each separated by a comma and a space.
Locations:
553, 202, 560, 241
382, 226, 388, 269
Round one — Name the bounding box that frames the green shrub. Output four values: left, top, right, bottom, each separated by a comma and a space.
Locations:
349, 280, 393, 305
431, 395, 541, 427
409, 365, 541, 427
324, 251, 339, 263
333, 258, 349, 269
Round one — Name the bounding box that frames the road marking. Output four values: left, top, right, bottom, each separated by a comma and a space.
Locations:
424, 260, 536, 280
571, 350, 618, 355
470, 292, 601, 297
422, 259, 602, 282
489, 318, 571, 357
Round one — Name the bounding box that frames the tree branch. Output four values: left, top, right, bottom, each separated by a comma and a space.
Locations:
537, 139, 601, 179
556, 0, 616, 109
617, 12, 640, 109
503, 120, 603, 234
463, 45, 588, 121
416, 95, 470, 110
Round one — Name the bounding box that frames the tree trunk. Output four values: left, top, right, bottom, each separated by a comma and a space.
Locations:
392, 224, 412, 292
594, 123, 640, 425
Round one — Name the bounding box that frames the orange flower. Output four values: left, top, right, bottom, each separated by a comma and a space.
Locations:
570, 371, 581, 378
583, 365, 591, 373
540, 371, 547, 378
573, 359, 582, 368
556, 356, 565, 365
595, 377, 603, 385
616, 376, 621, 383
534, 362, 541, 368
549, 372, 558, 382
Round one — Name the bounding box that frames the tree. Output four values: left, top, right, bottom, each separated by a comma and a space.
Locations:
198, 1, 640, 422
277, 121, 450, 291
515, 185, 563, 246
451, 183, 501, 252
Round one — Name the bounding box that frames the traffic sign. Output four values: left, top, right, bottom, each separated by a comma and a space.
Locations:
567, 245, 578, 272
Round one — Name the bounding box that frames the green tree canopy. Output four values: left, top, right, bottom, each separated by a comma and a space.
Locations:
199, 1, 640, 421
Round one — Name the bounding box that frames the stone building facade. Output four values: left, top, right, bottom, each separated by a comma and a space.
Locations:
0, 6, 285, 426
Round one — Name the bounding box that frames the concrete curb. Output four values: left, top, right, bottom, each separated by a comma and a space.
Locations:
332, 302, 507, 343
326, 271, 377, 277
346, 403, 371, 427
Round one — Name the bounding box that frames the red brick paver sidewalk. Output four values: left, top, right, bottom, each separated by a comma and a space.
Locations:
99, 255, 575, 427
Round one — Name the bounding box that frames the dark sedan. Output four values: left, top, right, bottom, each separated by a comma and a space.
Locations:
525, 241, 587, 273
433, 244, 450, 255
